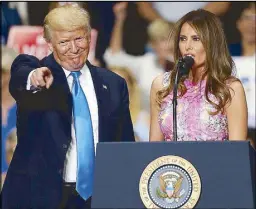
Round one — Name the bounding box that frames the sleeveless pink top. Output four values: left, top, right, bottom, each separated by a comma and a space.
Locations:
159, 72, 228, 141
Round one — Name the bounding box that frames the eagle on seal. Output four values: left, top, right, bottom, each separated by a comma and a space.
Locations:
158, 175, 183, 199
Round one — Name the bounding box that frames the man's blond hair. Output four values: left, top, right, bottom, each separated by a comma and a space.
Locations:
44, 4, 91, 42
147, 19, 174, 42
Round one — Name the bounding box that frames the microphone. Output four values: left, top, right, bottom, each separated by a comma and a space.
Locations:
178, 55, 194, 78
172, 55, 194, 141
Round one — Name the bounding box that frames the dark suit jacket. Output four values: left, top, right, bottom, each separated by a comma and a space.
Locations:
1, 54, 135, 209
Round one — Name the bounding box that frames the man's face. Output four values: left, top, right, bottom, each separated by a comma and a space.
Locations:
48, 27, 90, 71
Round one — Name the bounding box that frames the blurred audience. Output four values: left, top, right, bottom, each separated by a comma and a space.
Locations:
2, 129, 17, 189
1, 45, 18, 186
233, 56, 255, 146
151, 2, 209, 22
137, 2, 230, 23
203, 2, 231, 16
104, 2, 174, 112
120, 2, 150, 56
85, 2, 116, 67
109, 66, 150, 142
131, 2, 245, 47
219, 2, 255, 45
5, 129, 17, 165
229, 2, 255, 56
8, 2, 29, 25
230, 2, 255, 146
1, 2, 22, 44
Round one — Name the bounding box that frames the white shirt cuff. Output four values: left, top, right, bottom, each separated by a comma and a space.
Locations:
26, 70, 36, 90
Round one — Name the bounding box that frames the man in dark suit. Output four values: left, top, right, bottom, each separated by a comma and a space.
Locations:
1, 5, 135, 209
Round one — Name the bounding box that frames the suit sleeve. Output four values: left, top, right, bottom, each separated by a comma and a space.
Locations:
9, 54, 59, 111
9, 54, 41, 100
117, 79, 135, 142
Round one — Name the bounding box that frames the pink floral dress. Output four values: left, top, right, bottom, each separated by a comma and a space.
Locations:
159, 72, 228, 141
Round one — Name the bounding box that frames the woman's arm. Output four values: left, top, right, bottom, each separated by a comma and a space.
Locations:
203, 2, 231, 16
226, 80, 248, 141
136, 2, 162, 22
149, 74, 165, 141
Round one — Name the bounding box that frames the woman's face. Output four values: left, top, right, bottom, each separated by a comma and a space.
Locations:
178, 22, 206, 69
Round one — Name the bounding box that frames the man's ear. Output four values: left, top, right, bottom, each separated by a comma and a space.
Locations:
48, 42, 53, 52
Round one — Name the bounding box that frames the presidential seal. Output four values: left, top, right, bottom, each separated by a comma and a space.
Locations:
139, 156, 201, 209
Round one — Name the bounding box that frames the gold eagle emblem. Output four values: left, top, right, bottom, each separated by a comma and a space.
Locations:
156, 173, 184, 199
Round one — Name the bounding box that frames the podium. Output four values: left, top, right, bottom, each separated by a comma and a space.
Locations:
91, 141, 255, 208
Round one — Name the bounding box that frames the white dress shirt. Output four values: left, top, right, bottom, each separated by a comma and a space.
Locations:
27, 64, 99, 182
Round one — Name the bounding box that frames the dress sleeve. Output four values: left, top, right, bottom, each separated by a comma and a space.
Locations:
163, 71, 171, 88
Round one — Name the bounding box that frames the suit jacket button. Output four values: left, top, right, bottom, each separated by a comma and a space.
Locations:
63, 144, 68, 149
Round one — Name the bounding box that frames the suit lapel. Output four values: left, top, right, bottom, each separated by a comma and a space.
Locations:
86, 61, 110, 142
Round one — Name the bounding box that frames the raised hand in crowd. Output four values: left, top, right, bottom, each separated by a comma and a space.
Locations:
113, 2, 128, 22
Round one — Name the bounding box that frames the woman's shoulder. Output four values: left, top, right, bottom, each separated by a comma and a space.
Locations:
225, 77, 245, 97
151, 72, 171, 91
230, 80, 245, 96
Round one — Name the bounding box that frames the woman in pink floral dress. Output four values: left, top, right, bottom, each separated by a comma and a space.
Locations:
150, 9, 248, 142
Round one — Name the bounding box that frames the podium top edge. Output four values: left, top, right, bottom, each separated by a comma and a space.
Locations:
97, 141, 250, 145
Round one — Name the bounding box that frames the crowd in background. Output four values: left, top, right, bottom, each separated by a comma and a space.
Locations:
1, 1, 255, 188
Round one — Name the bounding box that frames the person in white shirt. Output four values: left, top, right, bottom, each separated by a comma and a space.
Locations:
233, 55, 255, 146
2, 5, 135, 209
109, 66, 150, 142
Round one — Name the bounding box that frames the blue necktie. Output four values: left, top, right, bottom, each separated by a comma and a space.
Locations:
71, 71, 95, 200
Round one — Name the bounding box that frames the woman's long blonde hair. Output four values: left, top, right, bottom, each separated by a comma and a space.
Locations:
157, 9, 238, 114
